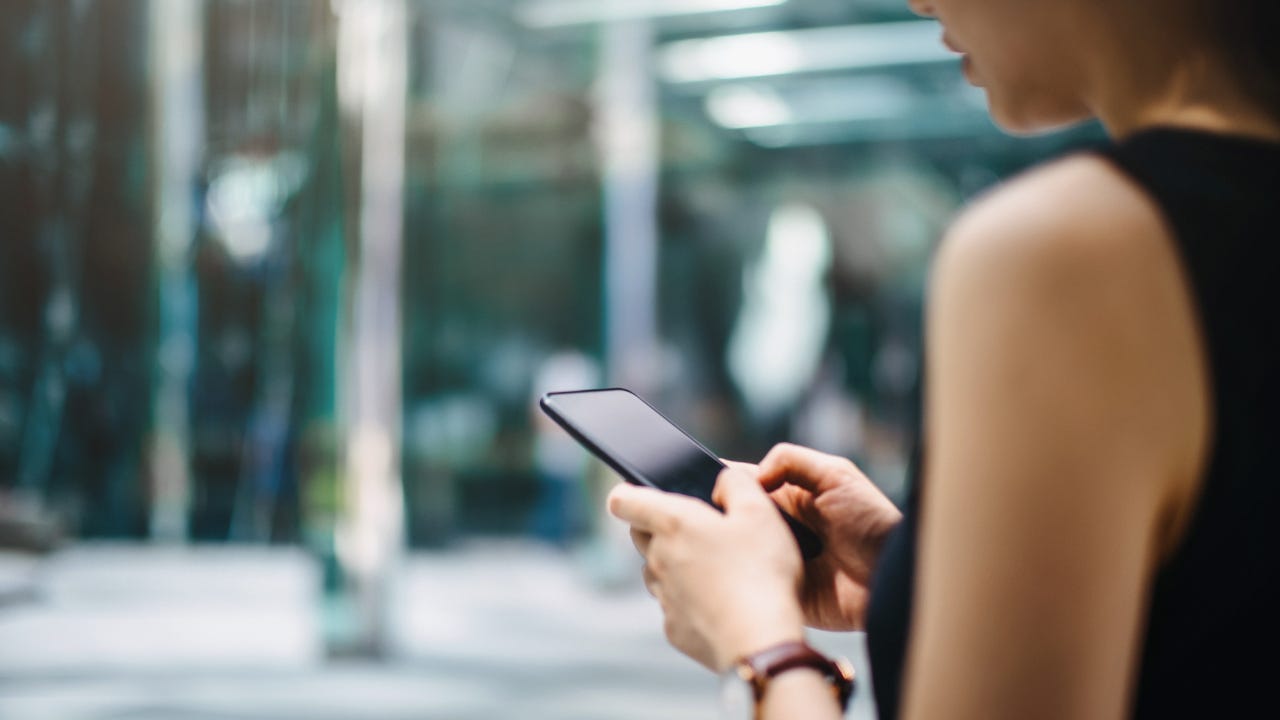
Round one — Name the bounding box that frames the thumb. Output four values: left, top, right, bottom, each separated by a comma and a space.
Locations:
712, 466, 772, 512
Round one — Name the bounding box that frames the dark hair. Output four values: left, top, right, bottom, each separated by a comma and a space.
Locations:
1207, 1, 1280, 119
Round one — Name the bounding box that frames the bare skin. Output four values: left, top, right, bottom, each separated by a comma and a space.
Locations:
610, 0, 1280, 717
903, 154, 1211, 720
613, 448, 903, 667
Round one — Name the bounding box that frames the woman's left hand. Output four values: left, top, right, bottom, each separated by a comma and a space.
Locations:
608, 466, 807, 671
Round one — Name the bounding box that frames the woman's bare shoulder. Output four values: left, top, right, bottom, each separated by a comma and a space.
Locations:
928, 151, 1209, 557
937, 153, 1169, 281
909, 152, 1207, 720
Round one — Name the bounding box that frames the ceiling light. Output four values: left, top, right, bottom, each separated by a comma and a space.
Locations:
706, 85, 793, 129
659, 20, 953, 83
707, 77, 917, 129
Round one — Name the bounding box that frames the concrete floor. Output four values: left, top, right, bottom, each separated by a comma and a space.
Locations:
0, 543, 877, 720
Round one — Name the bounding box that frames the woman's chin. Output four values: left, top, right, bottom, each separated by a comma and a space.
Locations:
986, 96, 1095, 137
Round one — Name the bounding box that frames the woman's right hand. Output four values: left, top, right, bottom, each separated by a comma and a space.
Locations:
732, 443, 903, 631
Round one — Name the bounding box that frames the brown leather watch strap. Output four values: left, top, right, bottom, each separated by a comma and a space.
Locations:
738, 640, 856, 710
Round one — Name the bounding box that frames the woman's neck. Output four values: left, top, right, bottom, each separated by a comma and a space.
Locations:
1081, 10, 1280, 142
1102, 79, 1280, 142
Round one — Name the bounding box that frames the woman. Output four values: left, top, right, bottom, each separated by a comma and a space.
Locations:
608, 0, 1280, 718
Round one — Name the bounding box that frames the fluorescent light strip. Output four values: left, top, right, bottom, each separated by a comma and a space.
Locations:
743, 111, 997, 147
706, 85, 794, 129
706, 77, 919, 130
659, 20, 954, 83
517, 0, 787, 29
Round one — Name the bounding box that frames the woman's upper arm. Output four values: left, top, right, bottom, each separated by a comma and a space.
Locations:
902, 158, 1208, 720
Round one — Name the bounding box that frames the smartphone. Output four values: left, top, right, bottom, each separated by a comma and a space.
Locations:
539, 387, 823, 560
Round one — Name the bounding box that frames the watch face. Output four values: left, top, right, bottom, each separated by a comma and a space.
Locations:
719, 670, 754, 720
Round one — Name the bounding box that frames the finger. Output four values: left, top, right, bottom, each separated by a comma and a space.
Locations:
607, 483, 703, 533
729, 458, 805, 507
721, 459, 760, 476
711, 466, 773, 512
642, 563, 660, 598
757, 442, 856, 494
630, 527, 652, 557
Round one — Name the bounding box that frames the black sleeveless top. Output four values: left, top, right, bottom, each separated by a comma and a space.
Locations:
865, 128, 1280, 719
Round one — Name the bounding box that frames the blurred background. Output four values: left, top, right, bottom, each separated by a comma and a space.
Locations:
0, 1, 1101, 718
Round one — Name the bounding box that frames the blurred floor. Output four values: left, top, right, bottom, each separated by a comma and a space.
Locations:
0, 543, 875, 720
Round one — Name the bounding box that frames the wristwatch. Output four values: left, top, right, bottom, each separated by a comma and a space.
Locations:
719, 640, 855, 720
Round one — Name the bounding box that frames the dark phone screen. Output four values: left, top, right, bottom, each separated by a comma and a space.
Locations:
543, 390, 724, 506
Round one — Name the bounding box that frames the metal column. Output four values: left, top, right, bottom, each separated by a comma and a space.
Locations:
147, 0, 205, 543
331, 0, 408, 658
597, 20, 661, 392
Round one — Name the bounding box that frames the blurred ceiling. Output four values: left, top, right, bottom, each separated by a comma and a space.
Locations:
444, 0, 991, 147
